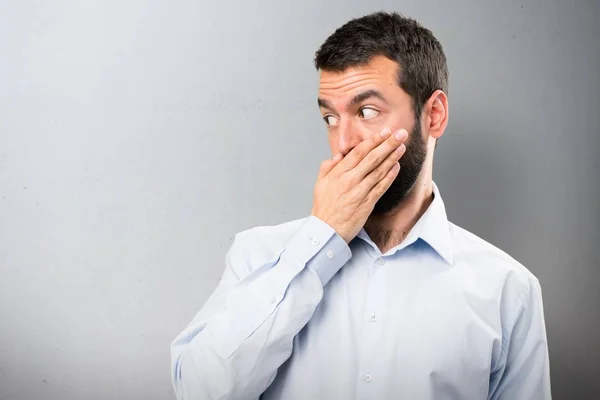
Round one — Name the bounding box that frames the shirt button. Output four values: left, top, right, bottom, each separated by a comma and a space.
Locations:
326, 249, 334, 259
269, 296, 276, 304
311, 238, 320, 246
375, 257, 385, 266
364, 373, 372, 382
370, 313, 377, 322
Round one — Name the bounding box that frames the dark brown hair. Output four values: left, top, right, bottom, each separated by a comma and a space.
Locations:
314, 11, 449, 117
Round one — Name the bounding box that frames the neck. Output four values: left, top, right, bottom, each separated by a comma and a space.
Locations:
364, 173, 434, 254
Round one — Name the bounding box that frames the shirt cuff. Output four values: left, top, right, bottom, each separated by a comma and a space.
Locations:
290, 216, 352, 286
261, 216, 352, 296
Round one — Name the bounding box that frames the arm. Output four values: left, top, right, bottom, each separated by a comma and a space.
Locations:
170, 126, 406, 399
489, 278, 552, 400
170, 216, 351, 400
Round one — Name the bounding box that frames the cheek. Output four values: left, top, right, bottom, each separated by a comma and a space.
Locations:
384, 110, 416, 134
361, 113, 406, 136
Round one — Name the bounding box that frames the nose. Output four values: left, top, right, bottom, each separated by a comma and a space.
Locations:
336, 120, 364, 156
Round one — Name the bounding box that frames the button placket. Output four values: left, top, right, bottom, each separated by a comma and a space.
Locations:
356, 256, 387, 398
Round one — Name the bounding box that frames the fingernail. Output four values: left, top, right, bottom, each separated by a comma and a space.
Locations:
380, 127, 392, 137
394, 129, 407, 140
332, 154, 342, 161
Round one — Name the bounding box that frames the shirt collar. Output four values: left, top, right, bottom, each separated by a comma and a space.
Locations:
416, 181, 454, 265
356, 181, 454, 265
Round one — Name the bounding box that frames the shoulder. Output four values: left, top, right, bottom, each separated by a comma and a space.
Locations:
234, 217, 309, 253
447, 221, 539, 296
447, 221, 545, 339
225, 217, 309, 278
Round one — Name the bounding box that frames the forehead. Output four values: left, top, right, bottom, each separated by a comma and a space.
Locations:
318, 55, 400, 98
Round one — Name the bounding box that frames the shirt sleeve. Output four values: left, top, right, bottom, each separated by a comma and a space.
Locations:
170, 216, 352, 400
488, 278, 552, 400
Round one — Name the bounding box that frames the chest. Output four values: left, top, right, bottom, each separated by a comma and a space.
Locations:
267, 251, 504, 399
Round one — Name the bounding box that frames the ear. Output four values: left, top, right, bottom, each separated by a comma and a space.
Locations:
423, 90, 448, 140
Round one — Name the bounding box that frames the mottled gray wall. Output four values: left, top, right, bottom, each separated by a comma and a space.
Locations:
0, 1, 597, 399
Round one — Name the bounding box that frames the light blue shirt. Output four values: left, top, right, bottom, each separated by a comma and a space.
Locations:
171, 182, 551, 399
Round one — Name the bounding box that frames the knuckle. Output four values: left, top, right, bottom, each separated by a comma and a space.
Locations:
374, 183, 387, 197
340, 176, 355, 191
374, 165, 388, 181
362, 152, 378, 167
366, 190, 380, 204
351, 146, 366, 160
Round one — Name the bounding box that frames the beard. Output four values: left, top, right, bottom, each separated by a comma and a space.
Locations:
372, 116, 428, 215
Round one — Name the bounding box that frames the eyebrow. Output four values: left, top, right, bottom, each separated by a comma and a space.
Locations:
317, 97, 334, 110
318, 89, 389, 111
348, 89, 388, 107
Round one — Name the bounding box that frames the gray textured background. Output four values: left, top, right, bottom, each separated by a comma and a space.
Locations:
0, 0, 598, 399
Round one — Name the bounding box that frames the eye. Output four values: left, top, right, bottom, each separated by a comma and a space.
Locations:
359, 107, 379, 120
323, 115, 339, 127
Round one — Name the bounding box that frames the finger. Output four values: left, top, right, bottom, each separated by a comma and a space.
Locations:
357, 142, 406, 195
351, 129, 408, 181
366, 160, 401, 205
335, 127, 392, 173
317, 153, 343, 179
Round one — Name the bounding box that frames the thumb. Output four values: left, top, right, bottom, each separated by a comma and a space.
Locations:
318, 154, 343, 179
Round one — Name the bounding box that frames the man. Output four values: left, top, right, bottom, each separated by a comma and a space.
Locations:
171, 12, 551, 400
